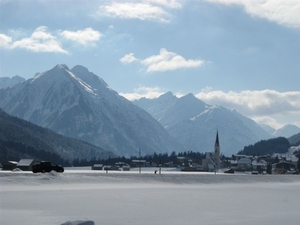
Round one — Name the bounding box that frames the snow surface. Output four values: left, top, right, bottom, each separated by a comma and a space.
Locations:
1, 168, 300, 225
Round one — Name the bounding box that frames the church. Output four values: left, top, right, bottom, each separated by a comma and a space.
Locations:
202, 131, 221, 172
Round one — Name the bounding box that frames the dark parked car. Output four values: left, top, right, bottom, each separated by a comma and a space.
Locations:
224, 168, 234, 174
32, 161, 64, 173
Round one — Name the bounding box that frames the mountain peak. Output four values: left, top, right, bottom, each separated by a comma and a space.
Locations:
55, 64, 69, 70
273, 124, 300, 138
0, 64, 183, 156
158, 91, 175, 100
31, 64, 72, 83
179, 93, 206, 105
180, 93, 199, 101
71, 65, 90, 74
71, 65, 108, 90
0, 75, 26, 89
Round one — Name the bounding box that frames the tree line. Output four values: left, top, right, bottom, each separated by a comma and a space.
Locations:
72, 151, 206, 167
238, 137, 290, 156
0, 140, 70, 166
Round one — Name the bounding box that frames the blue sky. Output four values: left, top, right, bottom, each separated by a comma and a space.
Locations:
0, 0, 299, 129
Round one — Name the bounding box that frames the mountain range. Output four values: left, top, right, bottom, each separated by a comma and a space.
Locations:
0, 75, 25, 89
0, 64, 183, 156
134, 92, 272, 155
0, 108, 114, 162
1, 64, 299, 157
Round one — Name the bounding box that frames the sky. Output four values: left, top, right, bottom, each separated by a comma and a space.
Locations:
0, 0, 299, 129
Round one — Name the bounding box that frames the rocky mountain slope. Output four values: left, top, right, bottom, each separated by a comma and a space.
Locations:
134, 93, 271, 155
272, 124, 300, 138
0, 75, 25, 89
0, 64, 183, 156
0, 108, 114, 162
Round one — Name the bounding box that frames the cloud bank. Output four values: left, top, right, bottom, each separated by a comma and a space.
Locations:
121, 87, 300, 129
60, 28, 102, 46
95, 0, 182, 23
205, 0, 300, 28
0, 26, 102, 54
195, 89, 300, 128
97, 2, 170, 23
120, 48, 204, 72
120, 86, 166, 100
7, 26, 68, 54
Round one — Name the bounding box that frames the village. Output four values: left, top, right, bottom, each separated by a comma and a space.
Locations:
2, 132, 299, 175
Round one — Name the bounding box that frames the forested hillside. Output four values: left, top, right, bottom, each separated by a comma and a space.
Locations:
238, 137, 290, 156
288, 133, 300, 146
0, 109, 114, 164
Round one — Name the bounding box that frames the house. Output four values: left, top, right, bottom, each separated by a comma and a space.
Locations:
1, 161, 18, 171
237, 158, 251, 169
115, 162, 130, 171
252, 159, 267, 170
16, 159, 38, 171
92, 164, 103, 170
130, 160, 147, 168
273, 162, 297, 174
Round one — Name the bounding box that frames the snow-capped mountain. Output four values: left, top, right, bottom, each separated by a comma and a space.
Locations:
0, 75, 25, 89
134, 93, 271, 155
0, 64, 183, 156
272, 124, 300, 138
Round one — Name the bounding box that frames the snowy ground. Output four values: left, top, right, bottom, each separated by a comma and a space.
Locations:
1, 168, 300, 225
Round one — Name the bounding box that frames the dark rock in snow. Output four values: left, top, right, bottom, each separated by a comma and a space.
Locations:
61, 220, 95, 225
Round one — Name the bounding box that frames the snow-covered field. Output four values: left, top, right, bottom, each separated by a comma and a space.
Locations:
1, 168, 300, 225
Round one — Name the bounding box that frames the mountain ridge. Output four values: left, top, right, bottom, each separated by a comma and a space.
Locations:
0, 64, 184, 156
0, 75, 26, 89
134, 93, 271, 155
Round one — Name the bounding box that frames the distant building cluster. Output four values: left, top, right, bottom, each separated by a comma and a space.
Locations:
1, 131, 299, 175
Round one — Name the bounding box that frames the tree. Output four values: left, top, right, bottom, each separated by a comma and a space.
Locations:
297, 157, 300, 172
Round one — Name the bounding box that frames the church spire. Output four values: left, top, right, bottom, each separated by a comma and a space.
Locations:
214, 130, 220, 170
215, 130, 219, 147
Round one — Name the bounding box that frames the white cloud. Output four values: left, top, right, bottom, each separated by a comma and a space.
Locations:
0, 33, 12, 48
251, 116, 283, 130
8, 26, 68, 54
147, 0, 182, 9
195, 89, 300, 129
119, 86, 166, 100
121, 48, 205, 72
60, 28, 102, 46
120, 53, 138, 64
120, 87, 300, 129
0, 26, 103, 53
205, 0, 300, 28
96, 2, 171, 23
141, 48, 204, 72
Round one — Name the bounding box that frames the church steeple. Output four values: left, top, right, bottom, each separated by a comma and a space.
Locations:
214, 130, 220, 170
215, 130, 219, 148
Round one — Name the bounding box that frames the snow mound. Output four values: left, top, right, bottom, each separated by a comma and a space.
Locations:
61, 220, 95, 225
38, 170, 60, 181
49, 170, 59, 176
12, 168, 22, 172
